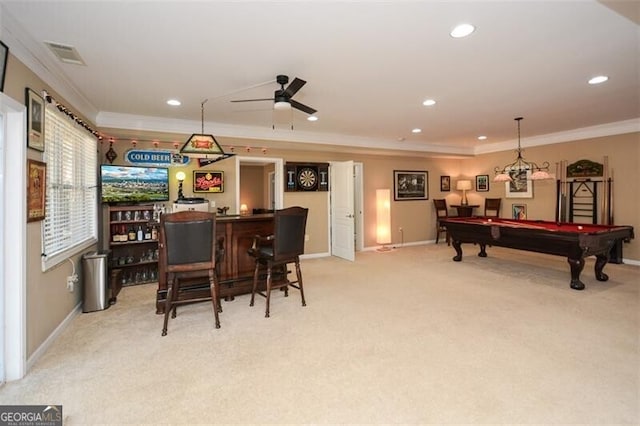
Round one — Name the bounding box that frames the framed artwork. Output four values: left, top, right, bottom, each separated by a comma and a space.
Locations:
512, 203, 527, 220
26, 88, 45, 152
394, 170, 428, 201
440, 175, 451, 192
27, 159, 46, 222
505, 168, 532, 198
193, 170, 224, 193
475, 174, 489, 192
0, 40, 8, 92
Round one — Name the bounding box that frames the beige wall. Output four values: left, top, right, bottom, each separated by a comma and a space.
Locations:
6, 52, 640, 361
4, 53, 98, 358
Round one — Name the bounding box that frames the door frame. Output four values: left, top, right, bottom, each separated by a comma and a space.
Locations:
354, 162, 364, 251
235, 156, 284, 213
1, 93, 27, 382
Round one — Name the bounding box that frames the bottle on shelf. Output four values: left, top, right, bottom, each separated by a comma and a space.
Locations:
144, 226, 151, 240
128, 226, 137, 241
151, 225, 158, 241
137, 225, 143, 241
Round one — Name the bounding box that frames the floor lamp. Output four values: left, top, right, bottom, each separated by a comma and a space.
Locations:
376, 189, 391, 252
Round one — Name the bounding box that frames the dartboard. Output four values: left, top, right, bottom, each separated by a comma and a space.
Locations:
297, 167, 318, 190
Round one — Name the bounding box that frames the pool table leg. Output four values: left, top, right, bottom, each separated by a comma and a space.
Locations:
451, 240, 463, 261
477, 243, 487, 258
567, 257, 586, 290
594, 254, 610, 282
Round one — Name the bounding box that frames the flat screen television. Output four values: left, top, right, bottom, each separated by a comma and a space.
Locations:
100, 165, 170, 204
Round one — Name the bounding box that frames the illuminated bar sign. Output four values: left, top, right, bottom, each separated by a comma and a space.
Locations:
125, 149, 190, 166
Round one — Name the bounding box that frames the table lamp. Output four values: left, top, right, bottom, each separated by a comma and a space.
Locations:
175, 171, 186, 201
456, 179, 472, 205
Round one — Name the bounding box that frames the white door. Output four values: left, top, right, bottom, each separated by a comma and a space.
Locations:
330, 161, 355, 261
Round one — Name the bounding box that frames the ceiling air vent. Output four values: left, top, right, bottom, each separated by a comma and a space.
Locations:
44, 41, 86, 66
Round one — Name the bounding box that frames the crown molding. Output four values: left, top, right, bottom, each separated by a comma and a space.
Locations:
1, 5, 99, 120
96, 111, 477, 157
474, 118, 640, 155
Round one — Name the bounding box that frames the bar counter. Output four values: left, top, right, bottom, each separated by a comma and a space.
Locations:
155, 213, 274, 313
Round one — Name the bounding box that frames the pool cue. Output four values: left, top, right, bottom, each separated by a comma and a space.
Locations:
609, 169, 614, 225
499, 220, 548, 229
602, 155, 609, 225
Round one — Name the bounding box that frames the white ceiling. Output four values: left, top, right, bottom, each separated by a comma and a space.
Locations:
1, 1, 639, 157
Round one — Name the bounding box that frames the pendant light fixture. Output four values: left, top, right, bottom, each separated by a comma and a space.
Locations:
179, 99, 234, 163
493, 117, 552, 182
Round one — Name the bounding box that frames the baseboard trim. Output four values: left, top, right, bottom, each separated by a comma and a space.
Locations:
27, 302, 82, 373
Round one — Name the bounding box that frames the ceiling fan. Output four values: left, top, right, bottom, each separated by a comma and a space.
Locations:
231, 75, 317, 115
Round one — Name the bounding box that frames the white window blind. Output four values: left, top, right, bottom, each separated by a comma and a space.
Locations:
42, 105, 98, 270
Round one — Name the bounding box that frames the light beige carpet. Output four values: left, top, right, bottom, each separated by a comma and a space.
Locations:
1, 244, 639, 425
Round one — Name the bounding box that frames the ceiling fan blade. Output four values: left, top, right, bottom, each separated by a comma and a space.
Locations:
283, 78, 306, 97
230, 98, 274, 103
290, 99, 317, 115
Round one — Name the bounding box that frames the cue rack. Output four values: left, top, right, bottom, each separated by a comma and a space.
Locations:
555, 157, 623, 262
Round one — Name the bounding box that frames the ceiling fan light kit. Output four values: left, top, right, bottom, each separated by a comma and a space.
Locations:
231, 74, 317, 115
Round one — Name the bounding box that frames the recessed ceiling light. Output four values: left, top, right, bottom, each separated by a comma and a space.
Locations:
588, 75, 609, 85
422, 99, 436, 106
450, 24, 475, 38
307, 115, 318, 121
167, 99, 181, 106
478, 135, 487, 140
412, 128, 422, 134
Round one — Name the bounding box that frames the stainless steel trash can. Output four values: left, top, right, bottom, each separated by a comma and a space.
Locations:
82, 251, 110, 312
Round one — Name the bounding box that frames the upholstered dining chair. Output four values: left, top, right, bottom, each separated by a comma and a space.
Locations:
249, 206, 309, 318
159, 210, 221, 336
484, 198, 502, 218
433, 199, 450, 245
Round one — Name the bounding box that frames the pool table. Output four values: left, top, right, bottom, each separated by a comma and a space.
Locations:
440, 217, 634, 290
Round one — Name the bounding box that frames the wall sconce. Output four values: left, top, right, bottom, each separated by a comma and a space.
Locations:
240, 203, 249, 216
456, 179, 472, 205
376, 189, 392, 252
175, 171, 186, 201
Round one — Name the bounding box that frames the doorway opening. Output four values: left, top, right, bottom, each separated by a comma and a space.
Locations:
235, 156, 284, 213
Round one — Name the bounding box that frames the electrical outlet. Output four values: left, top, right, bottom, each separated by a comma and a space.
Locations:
66, 274, 78, 292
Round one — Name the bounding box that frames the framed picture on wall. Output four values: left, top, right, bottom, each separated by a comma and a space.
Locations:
26, 88, 45, 152
193, 170, 224, 193
394, 170, 428, 201
27, 159, 46, 222
475, 174, 489, 192
512, 203, 527, 220
440, 175, 450, 192
505, 168, 532, 198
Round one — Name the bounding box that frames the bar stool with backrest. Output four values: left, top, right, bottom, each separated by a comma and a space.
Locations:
249, 206, 309, 318
159, 210, 221, 336
433, 199, 451, 245
484, 198, 502, 218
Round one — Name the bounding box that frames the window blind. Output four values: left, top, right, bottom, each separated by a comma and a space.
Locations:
42, 105, 98, 270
